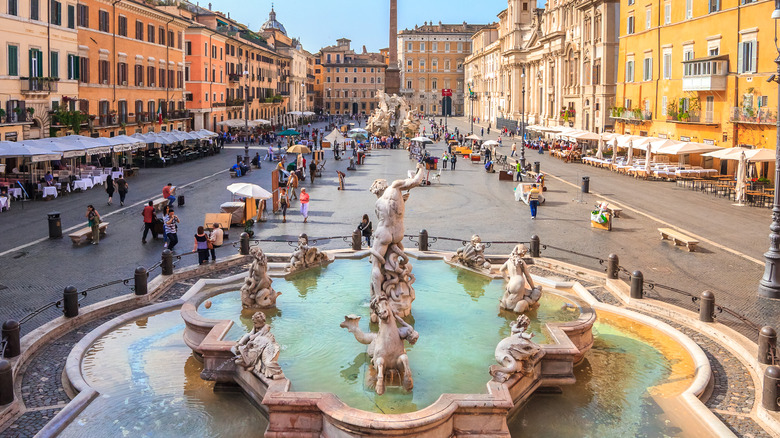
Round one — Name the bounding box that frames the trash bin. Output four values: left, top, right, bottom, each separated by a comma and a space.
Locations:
581, 176, 590, 194
47, 212, 62, 239
534, 161, 541, 174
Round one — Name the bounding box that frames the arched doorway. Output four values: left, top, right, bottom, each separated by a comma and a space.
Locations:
352, 102, 358, 115
29, 118, 43, 139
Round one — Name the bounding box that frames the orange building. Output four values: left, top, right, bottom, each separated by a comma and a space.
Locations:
184, 24, 227, 131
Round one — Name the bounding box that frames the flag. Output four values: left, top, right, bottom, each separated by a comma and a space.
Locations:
467, 82, 473, 96
157, 105, 162, 124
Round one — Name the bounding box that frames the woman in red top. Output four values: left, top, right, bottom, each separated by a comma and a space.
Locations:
299, 188, 309, 223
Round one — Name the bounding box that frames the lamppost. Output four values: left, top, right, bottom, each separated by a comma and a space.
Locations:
243, 69, 250, 165
328, 88, 332, 126
759, 2, 780, 299
520, 65, 526, 170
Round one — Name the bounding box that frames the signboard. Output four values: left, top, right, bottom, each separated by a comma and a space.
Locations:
679, 136, 691, 141
441, 89, 452, 97
702, 139, 715, 145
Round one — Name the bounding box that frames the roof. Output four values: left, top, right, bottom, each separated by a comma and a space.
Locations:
261, 7, 287, 36
399, 22, 487, 35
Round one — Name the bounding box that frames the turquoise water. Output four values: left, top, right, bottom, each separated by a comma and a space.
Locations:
199, 259, 580, 413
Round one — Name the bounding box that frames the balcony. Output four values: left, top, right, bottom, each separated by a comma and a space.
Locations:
20, 77, 59, 94
609, 108, 653, 123
729, 107, 777, 125
682, 55, 728, 92
225, 98, 245, 107
279, 90, 290, 96
229, 74, 242, 82
169, 110, 191, 120
666, 110, 718, 125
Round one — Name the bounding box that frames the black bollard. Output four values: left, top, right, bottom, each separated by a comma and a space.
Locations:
62, 285, 79, 318
1, 321, 20, 358
161, 249, 173, 275
529, 235, 540, 258
630, 271, 643, 299
240, 232, 250, 256
763, 366, 780, 412
758, 326, 778, 365
351, 230, 361, 251
607, 254, 619, 279
134, 267, 148, 296
418, 229, 429, 251
699, 290, 715, 323
0, 360, 13, 405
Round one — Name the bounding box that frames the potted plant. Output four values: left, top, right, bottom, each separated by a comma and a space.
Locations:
681, 112, 690, 122
0, 108, 5, 123
26, 107, 34, 117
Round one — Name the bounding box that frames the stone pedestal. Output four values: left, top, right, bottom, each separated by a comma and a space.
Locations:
385, 67, 401, 96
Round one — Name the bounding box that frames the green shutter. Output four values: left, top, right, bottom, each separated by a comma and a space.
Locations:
67, 5, 74, 29
36, 50, 43, 77
50, 51, 58, 78
67, 55, 72, 79
8, 46, 17, 76
751, 41, 758, 73
74, 55, 80, 80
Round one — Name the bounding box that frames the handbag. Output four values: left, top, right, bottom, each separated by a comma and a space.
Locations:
207, 239, 214, 249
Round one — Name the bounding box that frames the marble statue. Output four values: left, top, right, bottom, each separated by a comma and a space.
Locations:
451, 234, 491, 271
241, 247, 281, 309
498, 244, 543, 313
366, 91, 415, 137
369, 163, 425, 318
287, 233, 329, 273
489, 314, 544, 382
232, 312, 284, 379
340, 295, 418, 394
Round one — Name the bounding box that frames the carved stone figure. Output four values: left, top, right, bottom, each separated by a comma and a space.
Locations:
368, 163, 425, 318
287, 233, 329, 273
366, 91, 413, 137
498, 244, 543, 313
231, 312, 284, 379
451, 234, 491, 271
489, 314, 544, 382
241, 247, 281, 309
340, 295, 418, 394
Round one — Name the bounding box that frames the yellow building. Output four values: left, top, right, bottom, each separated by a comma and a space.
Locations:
614, 0, 778, 165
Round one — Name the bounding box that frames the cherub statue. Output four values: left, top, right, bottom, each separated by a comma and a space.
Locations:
231, 312, 284, 379
287, 233, 328, 273
451, 234, 491, 271
241, 247, 281, 309
498, 244, 543, 313
489, 314, 544, 382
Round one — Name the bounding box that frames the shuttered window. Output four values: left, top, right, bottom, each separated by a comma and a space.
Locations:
7, 45, 18, 76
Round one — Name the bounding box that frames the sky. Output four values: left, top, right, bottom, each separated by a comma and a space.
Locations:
206, 0, 535, 53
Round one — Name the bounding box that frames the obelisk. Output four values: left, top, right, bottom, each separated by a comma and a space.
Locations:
385, 0, 401, 95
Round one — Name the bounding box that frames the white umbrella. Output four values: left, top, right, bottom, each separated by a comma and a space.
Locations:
302, 111, 315, 116
286, 111, 303, 116
595, 134, 604, 159
655, 141, 719, 155
743, 148, 776, 162
570, 131, 601, 141
227, 183, 272, 199
465, 134, 481, 140
701, 147, 749, 159
482, 140, 499, 146
645, 143, 653, 175
0, 141, 61, 161
626, 140, 634, 166
196, 129, 218, 138
735, 151, 747, 204
253, 119, 272, 125
411, 136, 432, 143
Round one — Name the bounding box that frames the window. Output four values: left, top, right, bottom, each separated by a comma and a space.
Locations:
135, 20, 143, 40
29, 49, 42, 77
147, 66, 155, 86
625, 60, 634, 82
709, 47, 719, 56
738, 40, 757, 74
98, 10, 109, 32
420, 43, 425, 52
661, 96, 667, 116
134, 64, 143, 86
159, 27, 165, 46
664, 2, 671, 24
457, 42, 463, 52
646, 7, 652, 29
626, 16, 635, 35
7, 45, 18, 76
445, 42, 450, 52
98, 59, 109, 84
185, 41, 191, 55
117, 62, 127, 85
168, 30, 174, 47
628, 0, 634, 5
407, 42, 412, 51
432, 42, 438, 52
663, 52, 672, 79
709, 0, 720, 13
8, 0, 17, 16
148, 24, 155, 43
184, 66, 189, 81
50, 51, 58, 78
79, 57, 89, 82
686, 0, 693, 19
432, 78, 438, 90
50, 1, 61, 25
159, 68, 166, 88
77, 4, 88, 27
118, 16, 127, 36
643, 57, 652, 81
67, 54, 79, 79
407, 80, 412, 89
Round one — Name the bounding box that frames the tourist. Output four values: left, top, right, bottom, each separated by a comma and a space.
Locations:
511, 142, 517, 157
450, 153, 457, 170
288, 171, 299, 200
141, 201, 156, 243
337, 170, 346, 190
164, 208, 180, 251
163, 183, 176, 206
279, 188, 289, 223
209, 223, 223, 261
86, 205, 101, 245
528, 184, 540, 219
441, 152, 449, 170
300, 188, 310, 223
105, 174, 115, 206
44, 171, 54, 186
357, 214, 373, 247
193, 226, 209, 265
115, 175, 128, 206
252, 152, 261, 168
516, 160, 523, 182
309, 160, 317, 184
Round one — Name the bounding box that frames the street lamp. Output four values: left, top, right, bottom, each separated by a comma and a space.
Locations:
520, 65, 526, 170
328, 88, 332, 126
759, 7, 780, 299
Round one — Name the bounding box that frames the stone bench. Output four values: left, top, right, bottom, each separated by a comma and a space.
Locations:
69, 222, 109, 245
658, 227, 698, 252
153, 197, 170, 212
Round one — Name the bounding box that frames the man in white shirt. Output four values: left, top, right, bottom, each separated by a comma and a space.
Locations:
209, 223, 224, 261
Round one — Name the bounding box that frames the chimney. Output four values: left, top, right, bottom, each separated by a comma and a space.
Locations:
362, 45, 367, 54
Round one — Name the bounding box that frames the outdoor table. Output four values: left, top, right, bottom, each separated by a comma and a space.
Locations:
8, 188, 22, 198
112, 171, 123, 179
93, 174, 107, 185
42, 186, 58, 198
73, 179, 94, 191
0, 196, 9, 210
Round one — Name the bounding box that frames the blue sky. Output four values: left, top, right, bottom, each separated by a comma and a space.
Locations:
208, 0, 531, 53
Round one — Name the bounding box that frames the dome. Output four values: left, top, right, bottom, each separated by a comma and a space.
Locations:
261, 8, 287, 35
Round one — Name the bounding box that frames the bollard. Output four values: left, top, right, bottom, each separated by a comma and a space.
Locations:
418, 229, 429, 251
763, 366, 780, 412
240, 232, 250, 256
1, 321, 20, 358
161, 249, 173, 275
533, 161, 540, 174
529, 235, 540, 258
134, 267, 148, 296
758, 326, 778, 365
0, 360, 13, 405
581, 176, 590, 193
63, 285, 79, 318
351, 230, 361, 251
630, 271, 643, 299
699, 290, 715, 323
47, 212, 62, 239
607, 254, 619, 279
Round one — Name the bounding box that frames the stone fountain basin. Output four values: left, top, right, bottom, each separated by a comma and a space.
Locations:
180, 251, 597, 437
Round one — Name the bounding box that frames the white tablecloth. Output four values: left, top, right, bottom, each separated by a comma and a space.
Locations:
112, 171, 123, 179
8, 188, 22, 198
0, 197, 9, 210
42, 186, 58, 198
73, 179, 94, 190
92, 174, 107, 185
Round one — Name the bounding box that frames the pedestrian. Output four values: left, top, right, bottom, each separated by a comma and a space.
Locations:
357, 213, 372, 247
450, 153, 457, 170
163, 183, 176, 206
441, 152, 448, 170
142, 200, 156, 243
337, 170, 346, 190
105, 174, 114, 206
164, 208, 180, 251
115, 175, 128, 206
300, 188, 309, 223
209, 223, 223, 261
481, 127, 484, 137
279, 188, 289, 223
193, 226, 209, 265
511, 142, 517, 157
516, 160, 523, 182
288, 171, 299, 200
529, 184, 540, 219
309, 160, 316, 184
86, 204, 101, 245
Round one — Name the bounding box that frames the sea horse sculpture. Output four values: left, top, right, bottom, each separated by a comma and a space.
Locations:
489, 314, 544, 382
287, 233, 329, 273
498, 244, 543, 313
240, 246, 281, 309
340, 295, 419, 394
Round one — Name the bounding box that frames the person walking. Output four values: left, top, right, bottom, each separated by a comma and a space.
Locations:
193, 226, 209, 265
105, 174, 115, 206
164, 208, 180, 251
209, 223, 223, 261
516, 160, 523, 182
450, 153, 457, 170
288, 171, 299, 200
142, 201, 156, 243
299, 188, 310, 223
309, 160, 316, 184
357, 214, 373, 247
86, 205, 101, 245
279, 188, 289, 223
441, 152, 449, 170
511, 142, 517, 157
528, 184, 540, 219
337, 170, 346, 190
115, 175, 128, 206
